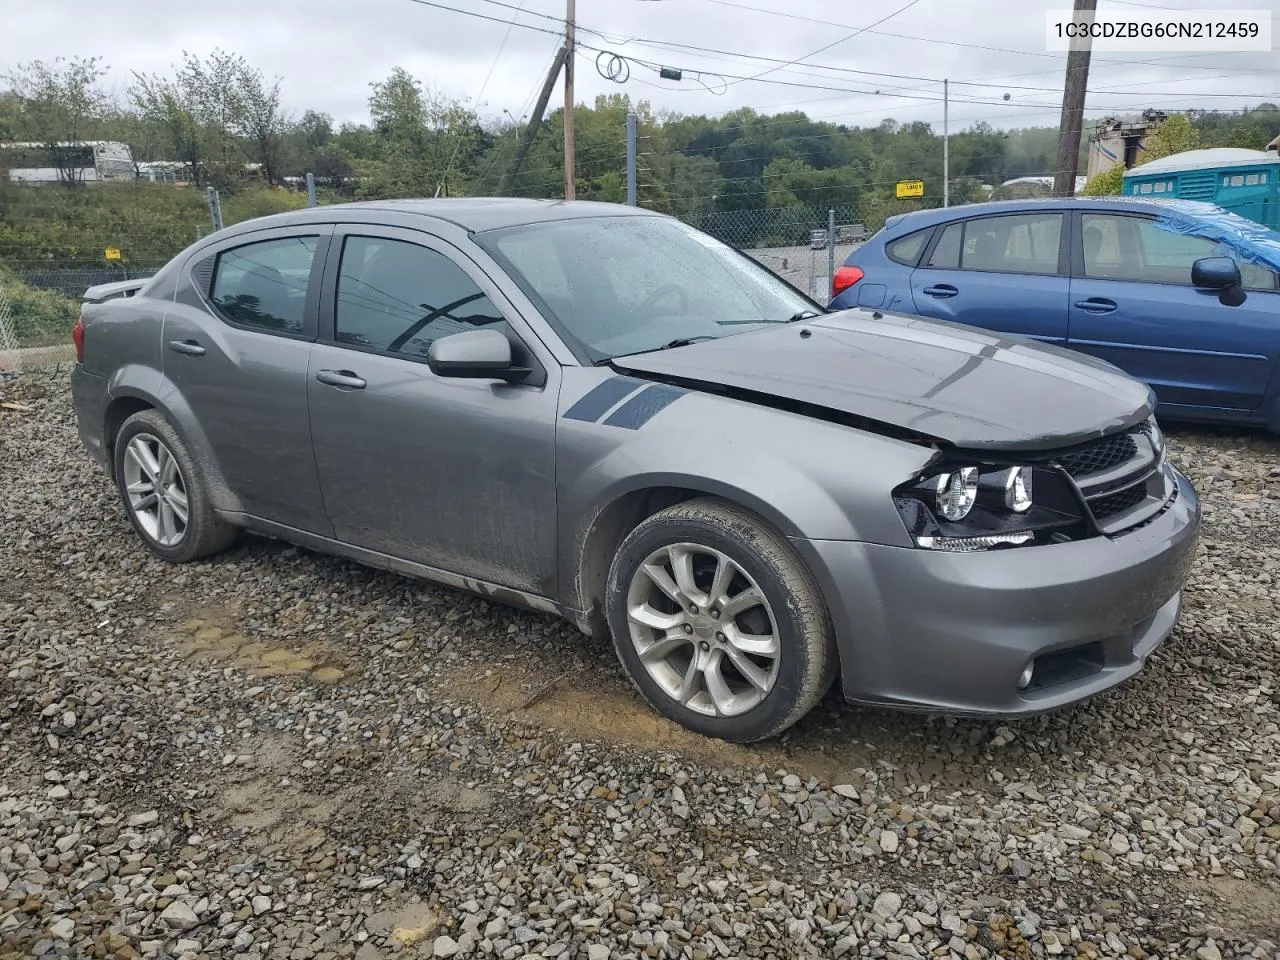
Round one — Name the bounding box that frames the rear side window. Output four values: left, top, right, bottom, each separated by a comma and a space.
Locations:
335, 236, 508, 358
210, 236, 318, 334
886, 228, 930, 265
928, 222, 963, 268
925, 214, 1062, 275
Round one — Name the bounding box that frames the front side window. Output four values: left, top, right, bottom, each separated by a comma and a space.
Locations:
476, 216, 816, 362
1082, 213, 1278, 290
210, 236, 318, 333
335, 236, 507, 358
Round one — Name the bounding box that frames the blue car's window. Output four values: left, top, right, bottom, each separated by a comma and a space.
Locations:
886, 229, 930, 266
210, 236, 318, 334
1083, 214, 1277, 290
334, 236, 508, 358
926, 214, 1062, 275
928, 223, 963, 269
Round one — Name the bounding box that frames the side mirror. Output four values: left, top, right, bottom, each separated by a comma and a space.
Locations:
1192, 256, 1247, 307
426, 329, 530, 382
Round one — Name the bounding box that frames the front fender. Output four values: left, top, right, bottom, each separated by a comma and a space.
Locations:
555, 380, 934, 622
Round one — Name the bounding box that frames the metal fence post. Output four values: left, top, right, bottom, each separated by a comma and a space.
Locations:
207, 187, 223, 232
306, 172, 317, 208
626, 113, 637, 206
827, 208, 836, 305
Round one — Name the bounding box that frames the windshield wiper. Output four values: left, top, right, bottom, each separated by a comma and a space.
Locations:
659, 336, 718, 350
785, 310, 823, 323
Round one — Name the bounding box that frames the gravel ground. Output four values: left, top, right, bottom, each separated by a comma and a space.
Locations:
1, 371, 1279, 960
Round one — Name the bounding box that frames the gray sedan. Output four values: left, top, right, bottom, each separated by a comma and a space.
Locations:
71, 199, 1200, 742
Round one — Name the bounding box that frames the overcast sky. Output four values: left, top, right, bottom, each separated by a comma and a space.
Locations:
3, 0, 1278, 132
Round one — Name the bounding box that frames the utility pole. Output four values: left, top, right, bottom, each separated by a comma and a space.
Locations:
1053, 0, 1097, 197
943, 79, 949, 208
626, 111, 637, 205
563, 0, 576, 199
498, 45, 568, 194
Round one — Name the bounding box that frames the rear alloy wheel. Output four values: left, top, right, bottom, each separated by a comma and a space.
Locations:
606, 498, 836, 742
122, 433, 189, 547
113, 410, 237, 563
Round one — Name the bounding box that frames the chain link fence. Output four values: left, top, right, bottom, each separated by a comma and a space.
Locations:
0, 191, 940, 371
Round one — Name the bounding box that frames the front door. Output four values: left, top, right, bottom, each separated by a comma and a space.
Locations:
909, 210, 1070, 345
162, 227, 332, 533
307, 227, 559, 597
1067, 211, 1280, 412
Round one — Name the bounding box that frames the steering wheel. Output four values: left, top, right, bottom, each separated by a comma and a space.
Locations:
640, 283, 689, 315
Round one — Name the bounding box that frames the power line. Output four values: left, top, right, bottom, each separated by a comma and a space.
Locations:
435, 0, 532, 195
590, 34, 1280, 100
726, 0, 925, 86
689, 0, 1280, 69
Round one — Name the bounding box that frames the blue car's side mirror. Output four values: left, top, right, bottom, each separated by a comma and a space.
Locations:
1192, 256, 1247, 307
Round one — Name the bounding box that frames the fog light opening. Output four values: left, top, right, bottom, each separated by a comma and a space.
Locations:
1018, 662, 1035, 690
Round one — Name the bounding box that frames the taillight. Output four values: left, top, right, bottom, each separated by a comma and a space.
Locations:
72, 313, 85, 363
832, 265, 864, 298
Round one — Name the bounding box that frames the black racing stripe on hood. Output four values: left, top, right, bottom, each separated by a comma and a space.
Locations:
562, 376, 648, 422
603, 383, 687, 430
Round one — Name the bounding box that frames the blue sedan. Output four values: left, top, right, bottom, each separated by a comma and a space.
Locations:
830, 197, 1280, 431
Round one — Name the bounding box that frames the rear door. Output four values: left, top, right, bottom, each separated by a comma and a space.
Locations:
908, 211, 1071, 344
162, 226, 333, 533
1067, 210, 1280, 412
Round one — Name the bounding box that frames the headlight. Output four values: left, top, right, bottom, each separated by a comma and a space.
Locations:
936, 468, 978, 520
894, 462, 1084, 552
1004, 466, 1033, 513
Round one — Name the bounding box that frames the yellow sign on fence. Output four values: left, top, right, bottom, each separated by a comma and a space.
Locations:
895, 180, 925, 199
104, 247, 122, 261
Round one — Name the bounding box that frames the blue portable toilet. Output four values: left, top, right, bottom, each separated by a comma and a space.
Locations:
1124, 146, 1280, 229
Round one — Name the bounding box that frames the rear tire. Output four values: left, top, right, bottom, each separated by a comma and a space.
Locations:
113, 410, 237, 563
606, 498, 836, 743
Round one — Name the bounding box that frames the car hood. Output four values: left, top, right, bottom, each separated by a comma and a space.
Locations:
611, 308, 1152, 451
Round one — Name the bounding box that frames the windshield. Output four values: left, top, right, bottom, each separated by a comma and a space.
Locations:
476, 215, 819, 362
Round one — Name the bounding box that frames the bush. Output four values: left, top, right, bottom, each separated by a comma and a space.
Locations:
0, 181, 309, 268
0, 267, 79, 347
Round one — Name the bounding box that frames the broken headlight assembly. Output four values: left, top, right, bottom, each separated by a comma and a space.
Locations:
893, 463, 1086, 552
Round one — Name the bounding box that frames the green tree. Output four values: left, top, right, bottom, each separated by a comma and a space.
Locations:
3, 56, 109, 185
130, 49, 248, 187
234, 63, 288, 185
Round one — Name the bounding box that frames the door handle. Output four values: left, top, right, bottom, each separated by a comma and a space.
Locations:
168, 339, 206, 357
1073, 298, 1118, 314
922, 284, 958, 298
315, 369, 367, 390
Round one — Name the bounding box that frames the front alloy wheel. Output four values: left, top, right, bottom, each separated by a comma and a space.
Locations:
606, 498, 836, 743
626, 543, 781, 717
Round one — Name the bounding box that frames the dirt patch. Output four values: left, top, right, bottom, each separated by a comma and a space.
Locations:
171, 605, 351, 685
1183, 877, 1280, 938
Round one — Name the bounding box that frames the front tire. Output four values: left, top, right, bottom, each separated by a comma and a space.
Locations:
605, 498, 836, 743
113, 410, 237, 562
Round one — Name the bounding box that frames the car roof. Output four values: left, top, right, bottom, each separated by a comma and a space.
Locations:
883, 196, 1224, 231
221, 197, 661, 235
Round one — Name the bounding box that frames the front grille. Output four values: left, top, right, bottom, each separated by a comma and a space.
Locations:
1059, 433, 1138, 477
1088, 482, 1148, 520
1053, 419, 1167, 533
